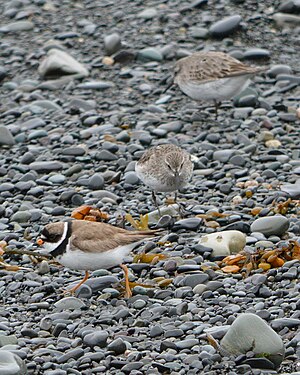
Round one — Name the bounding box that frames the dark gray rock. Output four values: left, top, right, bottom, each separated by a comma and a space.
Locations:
29, 161, 63, 173
181, 273, 209, 288
104, 33, 121, 55
107, 337, 126, 355
209, 15, 242, 37
250, 216, 289, 236
83, 330, 108, 348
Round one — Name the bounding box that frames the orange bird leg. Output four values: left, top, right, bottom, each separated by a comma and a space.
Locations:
120, 264, 132, 298
64, 270, 90, 295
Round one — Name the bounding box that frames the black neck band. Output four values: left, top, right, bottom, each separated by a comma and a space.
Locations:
50, 221, 72, 258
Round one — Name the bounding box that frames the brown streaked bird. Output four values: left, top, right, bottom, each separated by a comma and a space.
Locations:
38, 220, 161, 297
171, 51, 267, 117
135, 144, 193, 214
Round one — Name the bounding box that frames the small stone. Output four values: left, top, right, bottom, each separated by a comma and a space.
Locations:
0, 21, 34, 33
150, 325, 164, 338
95, 150, 118, 161
137, 48, 163, 62
54, 297, 86, 311
173, 218, 202, 231
265, 139, 281, 148
281, 180, 300, 199
176, 339, 199, 350
138, 8, 158, 19
104, 33, 121, 55
77, 81, 114, 90
243, 48, 271, 59
57, 348, 84, 364
85, 276, 119, 292
132, 299, 147, 309
271, 318, 300, 330
107, 337, 126, 355
38, 260, 50, 275
0, 126, 15, 146
11, 211, 31, 223
181, 273, 209, 288
268, 64, 293, 78
29, 161, 63, 173
88, 174, 105, 190
273, 12, 300, 27
209, 15, 242, 37
193, 284, 207, 295
0, 335, 18, 347
83, 330, 108, 348
213, 150, 236, 163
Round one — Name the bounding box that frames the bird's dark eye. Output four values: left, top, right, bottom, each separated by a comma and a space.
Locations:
48, 234, 59, 242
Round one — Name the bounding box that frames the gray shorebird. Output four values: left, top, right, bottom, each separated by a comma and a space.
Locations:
38, 220, 161, 297
135, 144, 193, 214
170, 51, 266, 117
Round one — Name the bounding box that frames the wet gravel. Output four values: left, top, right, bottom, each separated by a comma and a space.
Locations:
0, 0, 300, 374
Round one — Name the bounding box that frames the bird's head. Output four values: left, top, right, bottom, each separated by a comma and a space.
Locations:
164, 153, 185, 179
38, 222, 65, 252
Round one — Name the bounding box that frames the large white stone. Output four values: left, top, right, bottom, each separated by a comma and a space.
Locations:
0, 350, 26, 375
38, 49, 89, 78
221, 313, 285, 368
198, 230, 246, 257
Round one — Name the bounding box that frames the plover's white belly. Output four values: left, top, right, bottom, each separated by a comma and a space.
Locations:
56, 243, 136, 271
179, 76, 251, 102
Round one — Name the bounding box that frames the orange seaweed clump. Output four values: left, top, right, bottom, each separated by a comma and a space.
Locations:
218, 240, 300, 276
71, 205, 109, 222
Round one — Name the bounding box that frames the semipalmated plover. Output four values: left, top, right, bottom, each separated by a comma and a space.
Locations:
135, 144, 193, 214
38, 220, 161, 297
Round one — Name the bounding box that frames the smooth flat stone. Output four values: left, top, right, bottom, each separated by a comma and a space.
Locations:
0, 21, 34, 33
54, 297, 86, 311
209, 15, 242, 37
77, 81, 114, 90
250, 216, 289, 236
29, 161, 63, 173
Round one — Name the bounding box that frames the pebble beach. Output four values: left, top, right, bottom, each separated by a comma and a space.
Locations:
0, 0, 300, 374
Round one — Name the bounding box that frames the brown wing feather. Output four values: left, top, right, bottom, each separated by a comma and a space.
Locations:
70, 220, 158, 253
178, 52, 265, 83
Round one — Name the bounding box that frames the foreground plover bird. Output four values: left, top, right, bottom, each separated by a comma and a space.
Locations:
171, 51, 266, 117
38, 220, 161, 297
135, 144, 193, 214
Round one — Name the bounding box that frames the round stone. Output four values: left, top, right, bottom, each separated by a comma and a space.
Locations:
250, 216, 290, 236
